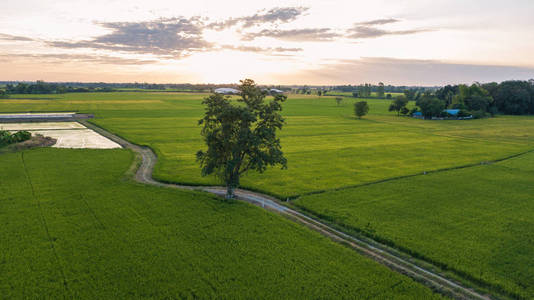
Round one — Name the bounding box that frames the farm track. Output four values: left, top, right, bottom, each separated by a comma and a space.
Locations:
82, 121, 493, 300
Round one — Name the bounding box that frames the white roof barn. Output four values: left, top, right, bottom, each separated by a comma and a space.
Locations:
270, 89, 285, 94
214, 88, 240, 95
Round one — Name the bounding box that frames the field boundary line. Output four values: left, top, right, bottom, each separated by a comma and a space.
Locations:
289, 147, 534, 200
81, 120, 498, 300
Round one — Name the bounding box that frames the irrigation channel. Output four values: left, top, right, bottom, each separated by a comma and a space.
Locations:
82, 121, 492, 300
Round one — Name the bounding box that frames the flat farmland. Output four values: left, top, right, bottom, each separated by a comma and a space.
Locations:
2, 92, 534, 198
294, 152, 534, 298
3, 91, 534, 297
0, 148, 441, 299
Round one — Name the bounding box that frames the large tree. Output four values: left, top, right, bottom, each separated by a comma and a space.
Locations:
197, 79, 287, 199
451, 84, 493, 112
377, 82, 385, 98
493, 81, 534, 115
388, 95, 409, 116
354, 101, 369, 119
416, 94, 445, 119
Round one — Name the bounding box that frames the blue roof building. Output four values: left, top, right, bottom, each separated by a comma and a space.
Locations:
445, 109, 460, 116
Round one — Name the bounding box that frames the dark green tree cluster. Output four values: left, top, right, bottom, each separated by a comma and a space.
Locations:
376, 82, 385, 98
358, 84, 372, 98
333, 84, 415, 94
450, 84, 493, 112
416, 92, 446, 119
5, 81, 114, 94
354, 101, 369, 119
197, 79, 287, 199
436, 81, 534, 116
0, 89, 8, 99
388, 95, 409, 116
0, 130, 31, 147
412, 80, 534, 119
484, 81, 534, 115
294, 86, 311, 94
403, 89, 419, 101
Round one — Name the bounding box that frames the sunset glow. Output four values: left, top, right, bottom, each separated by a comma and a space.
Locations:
1, 0, 533, 84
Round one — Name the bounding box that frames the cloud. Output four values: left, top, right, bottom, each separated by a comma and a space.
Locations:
2, 53, 157, 65
242, 28, 340, 42
221, 45, 302, 53
48, 17, 210, 58
355, 18, 400, 26
286, 57, 534, 85
240, 16, 425, 42
346, 18, 431, 39
0, 33, 34, 41
347, 26, 430, 39
209, 7, 308, 30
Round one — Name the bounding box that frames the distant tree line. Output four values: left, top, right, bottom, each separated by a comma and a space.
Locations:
407, 80, 534, 119
0, 81, 294, 94
5, 81, 114, 94
334, 83, 435, 95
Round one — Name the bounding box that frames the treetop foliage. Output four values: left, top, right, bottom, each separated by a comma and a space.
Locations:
197, 79, 287, 198
354, 101, 369, 119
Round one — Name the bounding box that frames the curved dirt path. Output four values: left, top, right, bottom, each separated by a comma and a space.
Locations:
82, 121, 491, 300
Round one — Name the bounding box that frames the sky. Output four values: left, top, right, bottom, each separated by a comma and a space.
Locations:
1, 0, 534, 85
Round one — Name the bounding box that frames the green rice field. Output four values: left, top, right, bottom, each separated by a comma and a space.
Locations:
294, 151, 534, 299
1, 91, 534, 298
0, 148, 441, 299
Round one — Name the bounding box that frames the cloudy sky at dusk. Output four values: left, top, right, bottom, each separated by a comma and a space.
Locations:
1, 0, 534, 85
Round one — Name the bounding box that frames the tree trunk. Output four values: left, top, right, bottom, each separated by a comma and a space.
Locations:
225, 185, 235, 199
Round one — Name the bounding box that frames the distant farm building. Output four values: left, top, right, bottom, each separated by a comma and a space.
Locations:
214, 88, 240, 95
261, 88, 285, 95
412, 109, 473, 120
445, 109, 460, 116
412, 111, 424, 119
269, 89, 285, 95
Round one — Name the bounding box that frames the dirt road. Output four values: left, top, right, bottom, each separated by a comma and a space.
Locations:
82, 121, 491, 300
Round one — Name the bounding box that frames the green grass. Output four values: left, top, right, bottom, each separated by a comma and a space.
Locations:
2, 92, 533, 198
0, 148, 441, 299
294, 151, 534, 299
2, 91, 534, 297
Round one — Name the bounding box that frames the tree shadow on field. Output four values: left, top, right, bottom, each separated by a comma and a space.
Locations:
341, 115, 383, 124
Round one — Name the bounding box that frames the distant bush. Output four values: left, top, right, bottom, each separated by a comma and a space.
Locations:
0, 130, 32, 147
457, 110, 471, 118
354, 101, 369, 119
0, 89, 8, 99
12, 131, 32, 142
471, 110, 489, 119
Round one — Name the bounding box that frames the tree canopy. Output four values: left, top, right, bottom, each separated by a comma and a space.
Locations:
389, 95, 409, 116
416, 93, 445, 119
354, 101, 369, 119
197, 79, 287, 199
491, 81, 534, 115
377, 82, 385, 98
451, 84, 493, 112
